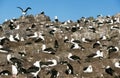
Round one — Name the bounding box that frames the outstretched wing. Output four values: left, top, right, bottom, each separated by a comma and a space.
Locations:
17, 7, 23, 12
25, 7, 31, 12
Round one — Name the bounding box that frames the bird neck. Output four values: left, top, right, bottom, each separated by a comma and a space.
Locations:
42, 44, 46, 50
33, 62, 40, 67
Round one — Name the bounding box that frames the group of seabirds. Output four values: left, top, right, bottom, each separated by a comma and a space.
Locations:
0, 7, 120, 78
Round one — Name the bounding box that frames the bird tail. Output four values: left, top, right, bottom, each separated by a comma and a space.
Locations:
77, 60, 81, 64
33, 75, 40, 78
50, 52, 55, 55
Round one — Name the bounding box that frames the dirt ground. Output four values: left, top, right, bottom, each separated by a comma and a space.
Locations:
0, 13, 120, 78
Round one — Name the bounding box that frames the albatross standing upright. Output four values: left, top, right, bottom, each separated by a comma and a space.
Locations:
27, 60, 41, 78
12, 65, 18, 78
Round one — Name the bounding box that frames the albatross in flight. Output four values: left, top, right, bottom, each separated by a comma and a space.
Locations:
17, 7, 31, 16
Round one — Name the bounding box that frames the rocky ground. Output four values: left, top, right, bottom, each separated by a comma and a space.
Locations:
0, 13, 120, 78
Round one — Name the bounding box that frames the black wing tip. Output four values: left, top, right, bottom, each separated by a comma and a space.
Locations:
27, 7, 32, 9
17, 7, 21, 8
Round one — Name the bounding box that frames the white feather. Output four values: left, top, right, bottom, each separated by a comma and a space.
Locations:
12, 65, 18, 75
84, 65, 93, 73
114, 62, 120, 68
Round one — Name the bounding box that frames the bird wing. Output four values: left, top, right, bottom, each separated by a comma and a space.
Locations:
87, 53, 97, 58
45, 61, 54, 65
27, 66, 39, 73
70, 44, 75, 49
44, 48, 56, 52
67, 63, 73, 70
83, 67, 88, 71
17, 7, 23, 11
72, 40, 81, 44
85, 38, 92, 42
10, 57, 22, 63
0, 70, 12, 75
70, 55, 80, 60
106, 68, 114, 76
25, 7, 31, 12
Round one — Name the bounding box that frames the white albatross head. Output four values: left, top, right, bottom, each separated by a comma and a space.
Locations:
33, 60, 41, 68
